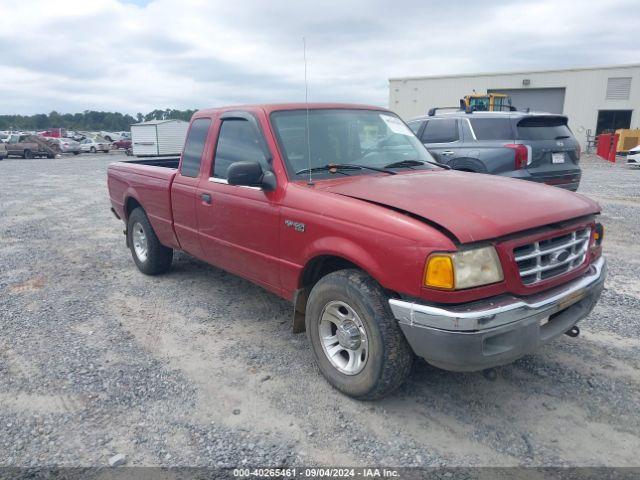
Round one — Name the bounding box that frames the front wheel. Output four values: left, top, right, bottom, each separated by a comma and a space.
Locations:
90, 146, 96, 153
23, 149, 33, 159
127, 207, 173, 275
306, 269, 414, 399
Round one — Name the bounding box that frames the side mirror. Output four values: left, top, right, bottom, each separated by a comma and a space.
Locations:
227, 161, 276, 191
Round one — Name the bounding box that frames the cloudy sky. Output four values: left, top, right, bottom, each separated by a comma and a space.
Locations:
1, 0, 638, 115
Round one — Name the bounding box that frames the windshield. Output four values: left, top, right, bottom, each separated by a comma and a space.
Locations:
270, 109, 437, 180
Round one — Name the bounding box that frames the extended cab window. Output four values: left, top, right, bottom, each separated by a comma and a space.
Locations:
181, 118, 211, 177
468, 118, 514, 140
421, 119, 459, 143
213, 119, 269, 180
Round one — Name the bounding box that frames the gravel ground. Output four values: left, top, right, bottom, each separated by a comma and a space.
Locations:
0, 152, 639, 468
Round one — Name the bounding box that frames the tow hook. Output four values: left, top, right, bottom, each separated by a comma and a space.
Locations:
565, 326, 580, 337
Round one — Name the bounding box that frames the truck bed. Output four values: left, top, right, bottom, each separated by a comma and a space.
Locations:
120, 156, 180, 169
107, 158, 180, 250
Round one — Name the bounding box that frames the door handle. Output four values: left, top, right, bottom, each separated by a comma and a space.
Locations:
441, 150, 456, 155
200, 193, 212, 204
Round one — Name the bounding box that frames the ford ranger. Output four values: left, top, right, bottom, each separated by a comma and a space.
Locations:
107, 104, 606, 399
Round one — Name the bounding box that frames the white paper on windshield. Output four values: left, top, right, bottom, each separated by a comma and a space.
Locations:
379, 114, 413, 136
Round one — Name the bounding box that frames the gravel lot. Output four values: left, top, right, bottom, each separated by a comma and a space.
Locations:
1, 152, 639, 468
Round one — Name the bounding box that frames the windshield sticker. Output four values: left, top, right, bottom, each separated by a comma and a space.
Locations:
379, 114, 413, 136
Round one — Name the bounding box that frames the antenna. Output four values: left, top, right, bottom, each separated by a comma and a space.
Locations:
303, 36, 313, 186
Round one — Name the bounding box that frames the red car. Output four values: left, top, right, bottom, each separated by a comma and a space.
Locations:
108, 103, 606, 399
112, 138, 132, 150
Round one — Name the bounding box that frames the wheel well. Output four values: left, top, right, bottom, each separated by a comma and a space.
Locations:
292, 255, 360, 333
301, 255, 359, 290
124, 197, 142, 219
455, 168, 475, 172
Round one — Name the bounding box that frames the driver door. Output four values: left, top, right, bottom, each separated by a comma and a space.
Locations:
195, 113, 281, 290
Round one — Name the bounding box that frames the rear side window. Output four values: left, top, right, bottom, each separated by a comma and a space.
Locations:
468, 118, 514, 140
181, 118, 211, 177
213, 119, 269, 180
517, 117, 572, 140
421, 119, 458, 143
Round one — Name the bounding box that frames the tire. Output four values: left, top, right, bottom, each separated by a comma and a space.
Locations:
23, 149, 33, 159
47, 154, 55, 159
126, 207, 173, 275
306, 269, 414, 399
90, 146, 96, 153
73, 151, 80, 155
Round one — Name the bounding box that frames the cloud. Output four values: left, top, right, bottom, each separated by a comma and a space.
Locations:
0, 0, 637, 114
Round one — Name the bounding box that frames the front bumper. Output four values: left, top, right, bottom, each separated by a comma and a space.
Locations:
389, 257, 606, 371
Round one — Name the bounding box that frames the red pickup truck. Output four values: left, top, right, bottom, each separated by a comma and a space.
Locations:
108, 103, 606, 399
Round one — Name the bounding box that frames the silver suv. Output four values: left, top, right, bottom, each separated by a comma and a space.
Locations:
408, 110, 582, 191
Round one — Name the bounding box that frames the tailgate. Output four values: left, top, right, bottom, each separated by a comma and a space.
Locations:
517, 116, 580, 168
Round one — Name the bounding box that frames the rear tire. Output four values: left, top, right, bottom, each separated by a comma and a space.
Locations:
90, 146, 96, 153
306, 269, 414, 399
127, 207, 173, 275
73, 151, 80, 155
23, 149, 33, 159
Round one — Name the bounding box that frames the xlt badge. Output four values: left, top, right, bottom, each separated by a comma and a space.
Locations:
284, 219, 305, 233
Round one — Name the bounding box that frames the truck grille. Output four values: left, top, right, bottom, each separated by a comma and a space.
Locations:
513, 227, 591, 285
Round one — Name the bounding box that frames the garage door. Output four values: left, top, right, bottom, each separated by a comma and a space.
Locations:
488, 88, 566, 114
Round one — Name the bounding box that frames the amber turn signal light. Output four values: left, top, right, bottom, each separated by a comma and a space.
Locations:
424, 255, 454, 290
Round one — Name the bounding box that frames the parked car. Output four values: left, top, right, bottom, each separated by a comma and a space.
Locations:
5, 134, 57, 158
52, 137, 81, 155
108, 103, 605, 399
112, 138, 132, 150
80, 138, 110, 153
408, 110, 582, 191
627, 144, 640, 166
100, 131, 130, 142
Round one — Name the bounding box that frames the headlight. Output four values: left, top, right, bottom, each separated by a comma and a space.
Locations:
424, 246, 504, 290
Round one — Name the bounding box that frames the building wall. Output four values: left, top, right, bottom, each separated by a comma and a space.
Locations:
157, 121, 189, 156
389, 65, 640, 148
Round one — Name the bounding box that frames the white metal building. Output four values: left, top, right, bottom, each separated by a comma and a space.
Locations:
131, 119, 189, 156
389, 64, 640, 148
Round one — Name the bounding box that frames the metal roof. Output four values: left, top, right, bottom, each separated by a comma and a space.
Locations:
389, 63, 640, 82
132, 119, 188, 126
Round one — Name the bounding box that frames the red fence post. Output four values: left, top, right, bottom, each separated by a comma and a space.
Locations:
607, 133, 619, 163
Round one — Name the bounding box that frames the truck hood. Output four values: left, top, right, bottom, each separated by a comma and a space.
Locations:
319, 171, 600, 243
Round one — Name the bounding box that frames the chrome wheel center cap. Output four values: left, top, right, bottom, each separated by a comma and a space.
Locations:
337, 321, 361, 350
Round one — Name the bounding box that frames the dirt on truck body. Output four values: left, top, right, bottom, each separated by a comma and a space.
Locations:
107, 103, 606, 399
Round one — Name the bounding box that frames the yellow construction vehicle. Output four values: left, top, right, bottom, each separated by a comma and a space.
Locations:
462, 93, 513, 112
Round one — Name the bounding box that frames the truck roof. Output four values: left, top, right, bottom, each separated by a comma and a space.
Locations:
194, 103, 391, 117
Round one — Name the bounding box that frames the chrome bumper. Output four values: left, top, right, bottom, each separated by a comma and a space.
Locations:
389, 257, 606, 371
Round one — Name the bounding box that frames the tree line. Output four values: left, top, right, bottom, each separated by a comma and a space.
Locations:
0, 109, 197, 132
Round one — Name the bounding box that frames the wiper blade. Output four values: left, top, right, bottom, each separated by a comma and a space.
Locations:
383, 159, 426, 169
555, 135, 570, 139
296, 163, 396, 175
384, 160, 424, 168
385, 159, 451, 170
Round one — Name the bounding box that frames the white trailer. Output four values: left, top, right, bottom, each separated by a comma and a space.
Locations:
130, 119, 189, 156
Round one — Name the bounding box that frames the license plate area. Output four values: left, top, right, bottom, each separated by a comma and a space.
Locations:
552, 152, 565, 163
